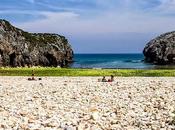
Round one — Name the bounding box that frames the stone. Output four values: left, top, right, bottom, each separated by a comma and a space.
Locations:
143, 31, 175, 64
0, 19, 73, 67
91, 111, 100, 121
19, 111, 28, 116
28, 118, 35, 124
0, 77, 175, 130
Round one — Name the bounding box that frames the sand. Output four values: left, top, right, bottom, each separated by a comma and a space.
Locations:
0, 76, 174, 130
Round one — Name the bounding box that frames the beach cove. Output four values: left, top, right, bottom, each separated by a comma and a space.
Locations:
0, 76, 174, 130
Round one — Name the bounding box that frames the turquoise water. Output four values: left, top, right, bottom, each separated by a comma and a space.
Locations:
70, 54, 155, 69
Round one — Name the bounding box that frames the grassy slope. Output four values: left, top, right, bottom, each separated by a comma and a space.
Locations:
0, 67, 175, 76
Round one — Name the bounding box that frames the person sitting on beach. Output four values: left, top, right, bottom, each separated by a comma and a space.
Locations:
31, 70, 35, 80
108, 75, 114, 82
102, 76, 107, 82
28, 70, 36, 81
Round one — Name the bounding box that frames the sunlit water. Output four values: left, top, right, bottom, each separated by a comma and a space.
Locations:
70, 54, 152, 69
70, 54, 175, 69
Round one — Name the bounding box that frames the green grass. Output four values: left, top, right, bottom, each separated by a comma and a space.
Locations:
0, 67, 175, 76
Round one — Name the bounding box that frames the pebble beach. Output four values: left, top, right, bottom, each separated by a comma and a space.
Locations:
0, 77, 175, 130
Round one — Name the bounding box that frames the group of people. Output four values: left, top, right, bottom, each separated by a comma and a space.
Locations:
28, 70, 114, 82
99, 75, 114, 82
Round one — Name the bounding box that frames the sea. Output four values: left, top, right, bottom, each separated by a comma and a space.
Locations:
70, 54, 175, 69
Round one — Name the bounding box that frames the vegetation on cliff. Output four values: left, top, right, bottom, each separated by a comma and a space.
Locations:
0, 19, 73, 67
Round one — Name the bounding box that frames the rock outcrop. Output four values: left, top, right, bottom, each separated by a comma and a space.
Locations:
143, 31, 175, 65
0, 19, 73, 67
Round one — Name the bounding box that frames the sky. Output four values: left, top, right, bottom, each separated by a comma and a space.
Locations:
1, 0, 175, 53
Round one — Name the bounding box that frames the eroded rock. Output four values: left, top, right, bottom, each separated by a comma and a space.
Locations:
143, 31, 175, 65
0, 19, 73, 67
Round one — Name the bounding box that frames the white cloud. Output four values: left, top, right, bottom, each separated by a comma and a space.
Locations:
9, 0, 175, 36
6, 0, 175, 53
154, 0, 175, 13
25, 0, 35, 3
16, 12, 79, 33
14, 9, 175, 36
0, 10, 38, 14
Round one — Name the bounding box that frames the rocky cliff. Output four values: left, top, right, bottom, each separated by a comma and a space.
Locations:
143, 31, 175, 65
0, 19, 73, 67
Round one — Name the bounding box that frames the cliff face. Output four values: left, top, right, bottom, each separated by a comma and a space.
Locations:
0, 19, 73, 67
143, 31, 175, 65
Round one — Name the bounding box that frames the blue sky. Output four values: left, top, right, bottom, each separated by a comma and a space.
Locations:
1, 0, 175, 53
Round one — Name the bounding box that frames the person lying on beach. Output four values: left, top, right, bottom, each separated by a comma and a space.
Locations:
108, 75, 114, 82
28, 77, 42, 81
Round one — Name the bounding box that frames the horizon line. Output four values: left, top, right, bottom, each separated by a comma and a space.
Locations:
74, 53, 143, 54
